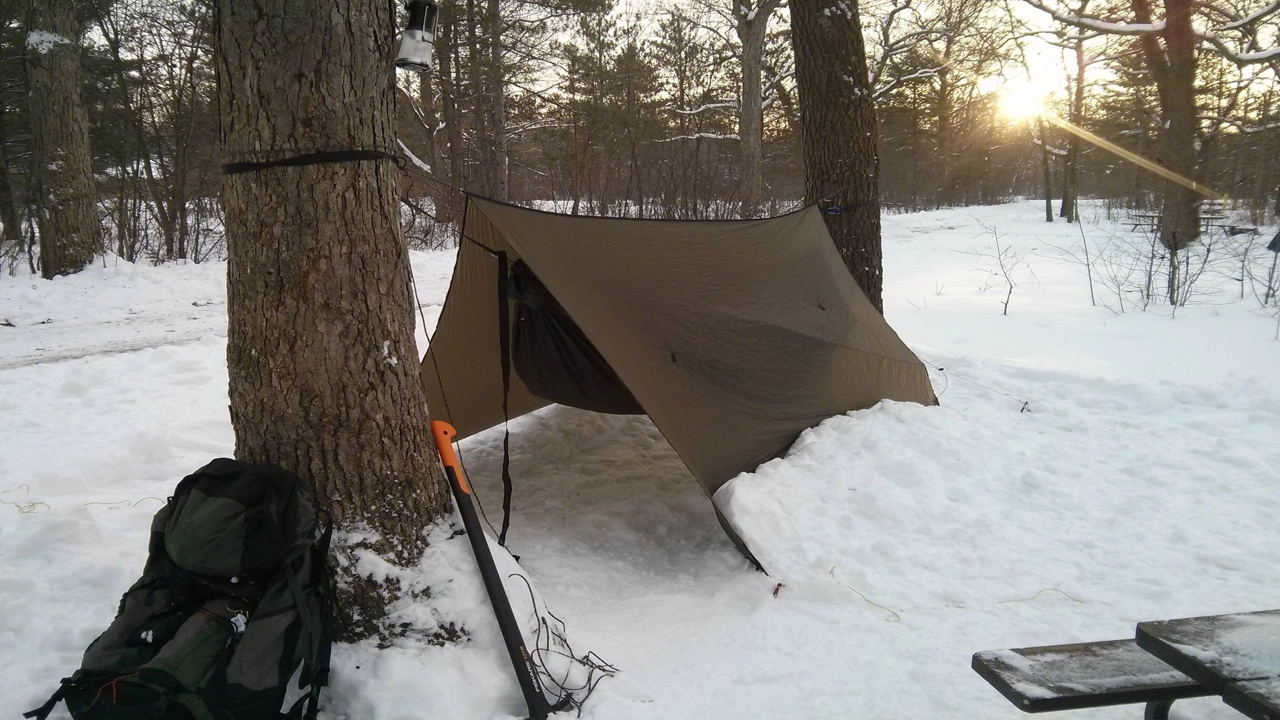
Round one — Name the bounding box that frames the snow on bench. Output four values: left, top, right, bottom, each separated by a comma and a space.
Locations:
972, 639, 1212, 715
1225, 678, 1280, 720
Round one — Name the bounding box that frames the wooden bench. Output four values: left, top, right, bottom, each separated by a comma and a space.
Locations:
1129, 214, 1162, 232
972, 639, 1212, 718
1138, 610, 1280, 720
1126, 213, 1248, 235
1225, 680, 1280, 720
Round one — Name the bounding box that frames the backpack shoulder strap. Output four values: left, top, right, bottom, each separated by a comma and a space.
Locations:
283, 520, 333, 720
312, 521, 334, 686
23, 679, 69, 720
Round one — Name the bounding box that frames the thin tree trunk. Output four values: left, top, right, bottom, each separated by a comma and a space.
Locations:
170, 34, 205, 262
790, 0, 883, 311
93, 7, 148, 260
26, 0, 100, 278
418, 68, 454, 226
735, 0, 780, 218
1038, 119, 1053, 222
936, 63, 953, 207
486, 0, 507, 200
216, 0, 450, 642
465, 0, 491, 196
0, 105, 24, 250
1060, 37, 1085, 222
437, 2, 465, 221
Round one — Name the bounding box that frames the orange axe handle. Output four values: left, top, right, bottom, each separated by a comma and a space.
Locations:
430, 420, 470, 495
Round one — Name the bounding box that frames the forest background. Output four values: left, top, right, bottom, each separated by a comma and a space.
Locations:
1, 0, 1277, 273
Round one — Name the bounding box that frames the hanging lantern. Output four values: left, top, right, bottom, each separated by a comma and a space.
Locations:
395, 0, 439, 73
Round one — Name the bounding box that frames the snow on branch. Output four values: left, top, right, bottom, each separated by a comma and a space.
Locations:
1202, 116, 1280, 133
660, 101, 739, 115
655, 133, 741, 142
738, 0, 785, 22
1022, 0, 1165, 35
874, 67, 944, 98
26, 30, 72, 54
1023, 0, 1279, 65
397, 140, 433, 174
1197, 33, 1280, 64
1217, 1, 1280, 31
1032, 137, 1070, 156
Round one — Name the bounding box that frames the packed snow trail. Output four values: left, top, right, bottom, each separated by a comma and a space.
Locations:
2, 201, 1277, 720
0, 260, 226, 369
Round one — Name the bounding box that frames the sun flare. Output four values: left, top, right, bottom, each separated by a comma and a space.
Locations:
997, 82, 1048, 121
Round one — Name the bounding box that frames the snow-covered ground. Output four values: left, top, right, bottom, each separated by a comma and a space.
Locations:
1, 201, 1277, 719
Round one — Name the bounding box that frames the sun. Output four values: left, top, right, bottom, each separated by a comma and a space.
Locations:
997, 82, 1048, 122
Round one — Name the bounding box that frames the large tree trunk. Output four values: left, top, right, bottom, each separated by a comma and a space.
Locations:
790, 0, 884, 312
1132, 0, 1199, 255
26, 0, 100, 278
735, 0, 780, 218
216, 0, 450, 642
1156, 0, 1199, 256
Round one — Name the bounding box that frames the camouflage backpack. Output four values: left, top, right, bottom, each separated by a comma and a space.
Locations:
25, 459, 333, 720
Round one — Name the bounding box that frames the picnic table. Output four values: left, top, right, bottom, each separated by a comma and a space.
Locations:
1129, 213, 1162, 231
1139, 610, 1280, 719
1128, 213, 1230, 232
973, 609, 1280, 719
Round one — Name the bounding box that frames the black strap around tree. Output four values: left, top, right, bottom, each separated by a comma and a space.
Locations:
222, 149, 397, 176
497, 252, 514, 547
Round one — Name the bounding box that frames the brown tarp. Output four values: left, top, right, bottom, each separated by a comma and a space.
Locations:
421, 196, 936, 519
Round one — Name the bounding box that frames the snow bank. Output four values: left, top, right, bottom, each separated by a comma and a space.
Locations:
719, 371, 1280, 612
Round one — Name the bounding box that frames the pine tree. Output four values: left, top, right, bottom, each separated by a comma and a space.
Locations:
26, 0, 100, 277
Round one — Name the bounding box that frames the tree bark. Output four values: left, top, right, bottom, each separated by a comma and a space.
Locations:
1038, 118, 1053, 222
464, 0, 492, 197
486, 0, 508, 200
1157, 0, 1199, 256
1059, 36, 1085, 223
0, 105, 24, 250
790, 0, 884, 311
26, 0, 100, 278
735, 0, 780, 218
1132, 0, 1199, 253
935, 60, 954, 207
418, 68, 455, 226
436, 1, 465, 221
216, 0, 450, 641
